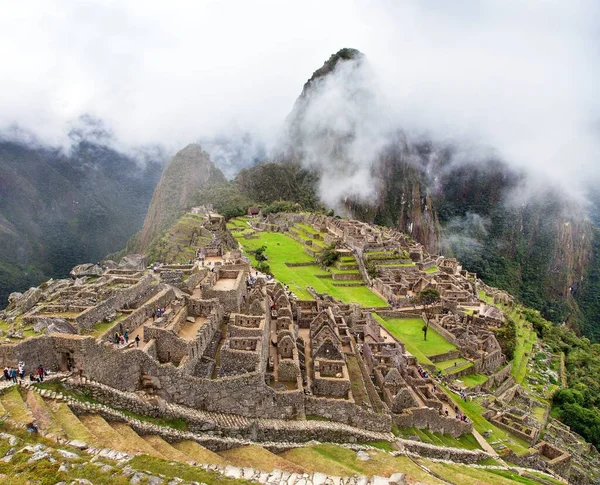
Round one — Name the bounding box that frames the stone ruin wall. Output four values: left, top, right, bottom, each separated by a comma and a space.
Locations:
393, 407, 472, 438
1, 332, 396, 433
101, 287, 176, 342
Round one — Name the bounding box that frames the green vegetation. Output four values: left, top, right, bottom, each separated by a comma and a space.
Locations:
457, 373, 488, 387
395, 426, 482, 450
235, 231, 387, 306
443, 386, 530, 454
317, 245, 341, 267
281, 443, 446, 483
379, 316, 456, 365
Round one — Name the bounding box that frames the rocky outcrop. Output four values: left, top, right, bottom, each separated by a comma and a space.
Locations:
70, 263, 103, 279
118, 254, 147, 271
6, 287, 42, 314
32, 317, 76, 335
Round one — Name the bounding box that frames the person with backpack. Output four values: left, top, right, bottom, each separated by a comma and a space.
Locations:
124, 330, 129, 344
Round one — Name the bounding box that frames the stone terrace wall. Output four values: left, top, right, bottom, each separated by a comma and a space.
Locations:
64, 379, 393, 445
304, 396, 391, 432
396, 440, 490, 463
74, 296, 117, 332
393, 407, 472, 437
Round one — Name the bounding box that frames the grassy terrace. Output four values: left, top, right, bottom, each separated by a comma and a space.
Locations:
235, 231, 387, 306
457, 373, 488, 387
443, 385, 531, 455
478, 291, 538, 385
377, 315, 456, 366
395, 426, 482, 450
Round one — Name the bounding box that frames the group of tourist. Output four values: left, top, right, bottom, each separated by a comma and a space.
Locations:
113, 330, 141, 347
153, 307, 167, 319
114, 330, 130, 345
445, 406, 469, 422
3, 363, 46, 383
417, 365, 430, 379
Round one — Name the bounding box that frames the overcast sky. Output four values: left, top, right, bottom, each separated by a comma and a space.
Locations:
1, 0, 598, 191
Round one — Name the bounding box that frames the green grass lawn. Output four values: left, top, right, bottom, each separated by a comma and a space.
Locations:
296, 223, 319, 235
378, 316, 456, 365
457, 373, 489, 387
236, 231, 387, 306
395, 426, 482, 450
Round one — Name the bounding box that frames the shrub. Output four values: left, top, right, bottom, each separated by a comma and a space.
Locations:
318, 245, 340, 267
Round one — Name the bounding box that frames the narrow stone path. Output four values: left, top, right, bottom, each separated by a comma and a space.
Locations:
472, 429, 501, 458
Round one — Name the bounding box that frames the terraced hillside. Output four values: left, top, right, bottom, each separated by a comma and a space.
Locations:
148, 212, 215, 263
231, 217, 388, 307
0, 381, 566, 485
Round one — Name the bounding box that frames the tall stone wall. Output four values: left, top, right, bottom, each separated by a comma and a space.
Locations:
143, 326, 189, 364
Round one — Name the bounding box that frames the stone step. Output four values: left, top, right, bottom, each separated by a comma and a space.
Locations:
109, 422, 166, 457
0, 386, 33, 424
172, 440, 228, 465
142, 435, 192, 462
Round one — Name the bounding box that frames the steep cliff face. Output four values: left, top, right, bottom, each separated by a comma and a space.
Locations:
137, 143, 226, 251
281, 47, 595, 330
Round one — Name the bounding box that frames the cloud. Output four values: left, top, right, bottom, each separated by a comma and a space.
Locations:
0, 0, 598, 196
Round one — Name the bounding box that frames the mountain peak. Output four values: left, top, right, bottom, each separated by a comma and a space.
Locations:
300, 48, 364, 97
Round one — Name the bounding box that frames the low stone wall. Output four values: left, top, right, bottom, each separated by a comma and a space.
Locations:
74, 296, 117, 332
483, 363, 512, 392
494, 377, 516, 397
429, 350, 461, 363
393, 407, 472, 437
144, 326, 189, 364
375, 311, 422, 320
181, 270, 206, 293
331, 272, 362, 281
395, 440, 489, 463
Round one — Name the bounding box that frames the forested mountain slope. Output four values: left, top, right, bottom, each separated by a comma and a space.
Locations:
0, 140, 164, 305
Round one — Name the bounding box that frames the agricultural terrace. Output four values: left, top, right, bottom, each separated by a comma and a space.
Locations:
234, 229, 388, 307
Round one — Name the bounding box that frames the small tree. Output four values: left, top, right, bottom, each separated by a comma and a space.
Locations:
415, 288, 441, 341
318, 245, 340, 267
254, 245, 268, 262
